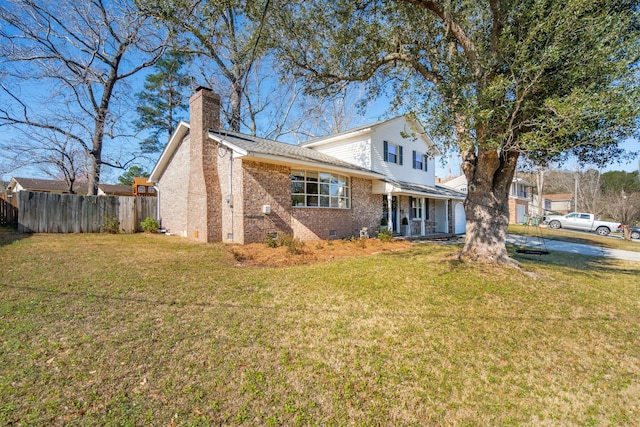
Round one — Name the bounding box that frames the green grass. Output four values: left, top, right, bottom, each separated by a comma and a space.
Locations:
509, 224, 640, 252
1, 230, 639, 426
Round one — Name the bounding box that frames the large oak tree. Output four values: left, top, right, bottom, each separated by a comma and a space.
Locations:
274, 0, 640, 263
0, 0, 166, 195
137, 0, 272, 133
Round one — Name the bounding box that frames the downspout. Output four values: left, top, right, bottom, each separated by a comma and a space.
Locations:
229, 150, 233, 242
218, 143, 234, 242
153, 185, 161, 228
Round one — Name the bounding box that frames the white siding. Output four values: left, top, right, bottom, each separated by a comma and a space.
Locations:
370, 120, 436, 186
308, 116, 438, 187
311, 137, 372, 169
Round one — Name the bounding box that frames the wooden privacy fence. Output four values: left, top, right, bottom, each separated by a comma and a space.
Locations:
13, 191, 157, 233
1, 193, 18, 228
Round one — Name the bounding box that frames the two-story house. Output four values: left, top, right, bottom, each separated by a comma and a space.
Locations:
302, 118, 466, 237
148, 87, 465, 244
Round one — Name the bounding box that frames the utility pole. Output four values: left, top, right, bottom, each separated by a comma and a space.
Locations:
574, 172, 579, 211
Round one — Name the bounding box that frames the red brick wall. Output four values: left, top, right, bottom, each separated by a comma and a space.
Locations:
241, 161, 293, 244
187, 88, 222, 242
157, 135, 191, 236
240, 162, 382, 242
508, 198, 529, 224
349, 177, 381, 236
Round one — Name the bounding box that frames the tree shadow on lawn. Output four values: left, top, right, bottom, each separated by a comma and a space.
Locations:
0, 227, 30, 247
510, 246, 640, 277
385, 242, 638, 277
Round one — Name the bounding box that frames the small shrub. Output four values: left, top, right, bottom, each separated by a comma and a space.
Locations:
378, 228, 394, 243
141, 217, 159, 233
358, 237, 366, 249
276, 233, 305, 254
103, 215, 120, 234
267, 235, 278, 248
277, 233, 293, 248
315, 242, 324, 250
287, 237, 305, 255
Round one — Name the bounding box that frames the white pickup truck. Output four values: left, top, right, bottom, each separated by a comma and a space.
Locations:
543, 212, 622, 236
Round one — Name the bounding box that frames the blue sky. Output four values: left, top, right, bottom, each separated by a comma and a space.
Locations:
1, 68, 638, 183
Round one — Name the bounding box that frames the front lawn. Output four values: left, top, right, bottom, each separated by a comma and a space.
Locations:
1, 231, 639, 425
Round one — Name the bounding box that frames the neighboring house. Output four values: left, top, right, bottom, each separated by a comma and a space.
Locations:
543, 193, 573, 214
8, 177, 79, 194
148, 87, 466, 244
7, 177, 133, 196
441, 175, 534, 224
132, 177, 156, 197
97, 184, 134, 197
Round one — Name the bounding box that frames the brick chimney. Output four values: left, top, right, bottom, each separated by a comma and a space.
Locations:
187, 87, 222, 242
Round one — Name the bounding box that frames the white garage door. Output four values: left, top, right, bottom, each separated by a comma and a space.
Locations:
516, 204, 526, 224
454, 202, 466, 234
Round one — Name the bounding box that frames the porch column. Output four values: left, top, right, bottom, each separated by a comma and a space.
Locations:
421, 197, 426, 236
387, 192, 393, 233
445, 200, 450, 233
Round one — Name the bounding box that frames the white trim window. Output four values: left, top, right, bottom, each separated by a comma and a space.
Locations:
410, 197, 423, 219
291, 169, 351, 209
412, 151, 428, 171
383, 140, 403, 165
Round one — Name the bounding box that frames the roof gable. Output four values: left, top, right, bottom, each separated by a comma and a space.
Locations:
148, 122, 385, 182
209, 130, 383, 178
302, 115, 440, 156
149, 121, 190, 182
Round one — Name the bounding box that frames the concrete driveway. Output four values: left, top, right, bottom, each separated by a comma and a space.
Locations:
507, 234, 640, 262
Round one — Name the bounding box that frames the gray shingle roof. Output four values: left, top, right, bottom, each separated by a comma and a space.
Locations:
12, 177, 78, 192
385, 179, 467, 200
209, 129, 383, 176
10, 177, 132, 195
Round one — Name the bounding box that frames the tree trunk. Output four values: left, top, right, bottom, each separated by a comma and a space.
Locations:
536, 168, 544, 217
461, 183, 512, 263
229, 79, 242, 132
460, 147, 519, 264
87, 149, 102, 196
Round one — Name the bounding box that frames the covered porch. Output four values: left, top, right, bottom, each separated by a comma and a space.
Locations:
373, 180, 467, 237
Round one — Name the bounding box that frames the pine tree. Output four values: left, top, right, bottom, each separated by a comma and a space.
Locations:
134, 49, 192, 153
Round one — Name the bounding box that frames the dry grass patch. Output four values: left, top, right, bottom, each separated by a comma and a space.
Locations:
1, 231, 639, 426
228, 237, 411, 267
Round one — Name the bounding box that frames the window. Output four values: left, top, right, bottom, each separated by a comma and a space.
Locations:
410, 197, 423, 219
148, 187, 156, 194
291, 169, 351, 209
383, 140, 403, 165
137, 185, 146, 193
412, 150, 429, 171
413, 151, 423, 170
